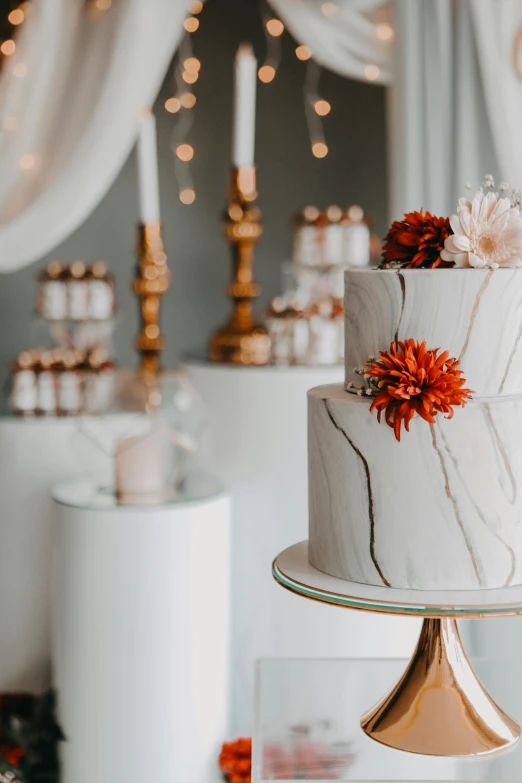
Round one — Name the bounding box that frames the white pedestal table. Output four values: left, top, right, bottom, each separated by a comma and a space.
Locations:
52, 474, 231, 783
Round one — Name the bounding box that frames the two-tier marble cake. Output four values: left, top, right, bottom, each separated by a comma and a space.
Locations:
308, 267, 522, 590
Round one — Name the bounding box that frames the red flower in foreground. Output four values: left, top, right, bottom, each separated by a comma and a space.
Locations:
382, 210, 452, 268
0, 741, 24, 768
365, 339, 473, 441
219, 738, 252, 783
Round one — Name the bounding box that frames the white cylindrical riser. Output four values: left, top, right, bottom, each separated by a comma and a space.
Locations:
52, 494, 231, 783
344, 268, 522, 397
309, 385, 522, 590
0, 418, 86, 693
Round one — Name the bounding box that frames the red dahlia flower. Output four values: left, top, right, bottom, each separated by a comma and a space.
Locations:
365, 339, 473, 441
382, 210, 452, 268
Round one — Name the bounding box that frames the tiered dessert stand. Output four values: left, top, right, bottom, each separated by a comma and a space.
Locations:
273, 541, 522, 758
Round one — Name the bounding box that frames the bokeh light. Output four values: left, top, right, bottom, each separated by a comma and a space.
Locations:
314, 99, 331, 116
180, 188, 196, 204
165, 97, 181, 114
364, 63, 380, 81
266, 19, 284, 36
295, 45, 313, 61
258, 65, 276, 83
176, 144, 194, 162
312, 142, 328, 159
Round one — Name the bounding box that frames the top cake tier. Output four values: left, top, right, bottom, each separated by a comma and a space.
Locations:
344, 268, 522, 398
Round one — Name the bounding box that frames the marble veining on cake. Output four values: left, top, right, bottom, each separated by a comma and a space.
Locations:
308, 180, 522, 591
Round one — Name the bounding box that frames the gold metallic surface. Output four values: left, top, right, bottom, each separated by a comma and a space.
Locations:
362, 618, 520, 756
209, 166, 271, 365
134, 223, 170, 373
272, 546, 522, 757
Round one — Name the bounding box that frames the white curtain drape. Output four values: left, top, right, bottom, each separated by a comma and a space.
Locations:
389, 0, 498, 219
269, 0, 393, 85
269, 0, 516, 221
471, 1, 522, 186
0, 0, 187, 272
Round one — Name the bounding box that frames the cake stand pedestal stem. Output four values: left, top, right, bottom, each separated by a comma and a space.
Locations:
361, 616, 520, 756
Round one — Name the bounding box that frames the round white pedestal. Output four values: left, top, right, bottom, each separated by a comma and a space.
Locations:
0, 416, 85, 692
185, 361, 421, 734
52, 477, 230, 783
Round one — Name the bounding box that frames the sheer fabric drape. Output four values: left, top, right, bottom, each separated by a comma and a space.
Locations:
0, 0, 187, 272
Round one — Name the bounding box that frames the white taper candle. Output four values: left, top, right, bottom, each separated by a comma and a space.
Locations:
137, 111, 161, 224
232, 44, 257, 168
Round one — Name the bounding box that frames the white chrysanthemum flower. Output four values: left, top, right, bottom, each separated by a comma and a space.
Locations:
441, 190, 522, 268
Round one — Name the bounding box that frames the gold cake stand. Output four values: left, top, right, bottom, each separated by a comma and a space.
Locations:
273, 541, 522, 758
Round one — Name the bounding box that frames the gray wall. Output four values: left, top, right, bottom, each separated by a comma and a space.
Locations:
0, 0, 388, 392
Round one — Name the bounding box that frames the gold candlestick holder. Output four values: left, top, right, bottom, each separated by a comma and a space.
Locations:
134, 222, 170, 374
209, 165, 271, 365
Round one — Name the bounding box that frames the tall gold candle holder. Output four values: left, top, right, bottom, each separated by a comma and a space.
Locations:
134, 222, 170, 374
209, 166, 271, 365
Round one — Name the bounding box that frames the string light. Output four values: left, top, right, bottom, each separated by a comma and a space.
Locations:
364, 63, 380, 81
303, 61, 330, 161
180, 188, 196, 205
184, 16, 199, 33
176, 143, 194, 162
295, 45, 312, 61
314, 99, 331, 116
258, 64, 276, 83
266, 18, 284, 36
95, 0, 112, 9
312, 142, 328, 159
375, 22, 394, 42
19, 154, 35, 170
187, 0, 203, 14
321, 2, 338, 17
1, 40, 16, 56
168, 5, 202, 205
13, 63, 27, 78
259, 3, 283, 84
182, 70, 198, 84
8, 8, 24, 25
165, 97, 181, 113
183, 56, 201, 74
180, 92, 196, 108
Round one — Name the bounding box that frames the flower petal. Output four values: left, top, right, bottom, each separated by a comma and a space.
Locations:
453, 252, 470, 267
452, 234, 471, 251
450, 214, 462, 235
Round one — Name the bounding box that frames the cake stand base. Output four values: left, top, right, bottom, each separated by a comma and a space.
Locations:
272, 541, 522, 758
361, 617, 520, 756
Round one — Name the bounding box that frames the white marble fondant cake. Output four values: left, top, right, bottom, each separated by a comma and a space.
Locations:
344, 268, 522, 397
308, 268, 522, 590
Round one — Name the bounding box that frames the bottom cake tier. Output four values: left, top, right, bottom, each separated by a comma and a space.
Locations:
308, 384, 522, 590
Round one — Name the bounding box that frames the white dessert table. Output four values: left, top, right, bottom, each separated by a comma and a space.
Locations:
254, 657, 522, 782
0, 416, 85, 693
51, 474, 230, 783
185, 359, 421, 734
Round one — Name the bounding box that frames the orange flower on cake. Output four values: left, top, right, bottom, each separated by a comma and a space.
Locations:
382, 210, 452, 268
219, 738, 252, 783
363, 339, 474, 441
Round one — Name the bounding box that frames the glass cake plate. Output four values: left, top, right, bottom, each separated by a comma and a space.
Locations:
273, 542, 522, 617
